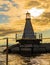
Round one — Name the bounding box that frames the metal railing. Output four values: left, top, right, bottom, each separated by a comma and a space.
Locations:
16, 33, 42, 40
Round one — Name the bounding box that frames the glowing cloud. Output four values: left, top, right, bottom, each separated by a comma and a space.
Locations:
28, 8, 45, 18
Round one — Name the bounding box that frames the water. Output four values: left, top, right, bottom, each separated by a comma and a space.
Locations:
0, 47, 50, 65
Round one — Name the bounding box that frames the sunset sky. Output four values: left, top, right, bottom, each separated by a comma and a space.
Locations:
0, 0, 50, 44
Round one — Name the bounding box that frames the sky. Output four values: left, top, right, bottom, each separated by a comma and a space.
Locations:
0, 0, 50, 44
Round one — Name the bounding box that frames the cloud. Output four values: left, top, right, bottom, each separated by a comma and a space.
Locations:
0, 30, 17, 36
4, 0, 13, 2
0, 28, 7, 32
0, 14, 10, 23
34, 19, 49, 24
7, 0, 13, 2
0, 4, 10, 12
0, 28, 22, 36
28, 1, 40, 7
12, 3, 19, 8
32, 18, 49, 26
42, 12, 50, 18
26, 0, 50, 9
4, 0, 19, 8
28, 8, 45, 18
0, 1, 50, 33
36, 12, 50, 25
31, 12, 50, 26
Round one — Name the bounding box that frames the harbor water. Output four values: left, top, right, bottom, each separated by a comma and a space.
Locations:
0, 46, 50, 65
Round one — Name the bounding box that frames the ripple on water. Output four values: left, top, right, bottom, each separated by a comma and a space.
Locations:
0, 47, 50, 65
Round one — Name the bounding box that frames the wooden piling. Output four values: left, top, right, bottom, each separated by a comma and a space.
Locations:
6, 38, 8, 65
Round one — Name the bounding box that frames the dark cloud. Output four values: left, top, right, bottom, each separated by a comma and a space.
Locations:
0, 29, 7, 32
7, 0, 13, 2
41, 4, 49, 8
40, 0, 50, 2
33, 12, 50, 24
0, 14, 10, 23
42, 12, 50, 18
39, 0, 50, 8
4, 0, 19, 8
34, 19, 49, 22
0, 4, 10, 12
12, 3, 19, 8
0, 30, 17, 36
4, 0, 13, 2
32, 18, 49, 26
35, 18, 48, 22
0, 29, 22, 36
28, 1, 40, 6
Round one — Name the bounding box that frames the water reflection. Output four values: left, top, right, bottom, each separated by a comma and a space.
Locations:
0, 47, 50, 65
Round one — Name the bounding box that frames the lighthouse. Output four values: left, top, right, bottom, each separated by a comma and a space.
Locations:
4, 12, 50, 57
22, 12, 34, 39
17, 12, 42, 44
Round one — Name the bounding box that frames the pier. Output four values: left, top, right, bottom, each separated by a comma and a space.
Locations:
3, 12, 50, 57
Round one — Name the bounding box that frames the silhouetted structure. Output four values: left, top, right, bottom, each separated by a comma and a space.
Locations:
17, 12, 42, 44
16, 12, 42, 56
22, 12, 34, 39
4, 12, 50, 57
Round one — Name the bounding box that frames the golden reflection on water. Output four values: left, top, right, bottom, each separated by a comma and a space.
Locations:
0, 47, 50, 65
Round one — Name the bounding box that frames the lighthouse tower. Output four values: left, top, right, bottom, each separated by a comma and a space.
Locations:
16, 12, 42, 44
22, 12, 34, 39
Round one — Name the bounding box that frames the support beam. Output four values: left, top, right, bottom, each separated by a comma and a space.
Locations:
6, 38, 8, 65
